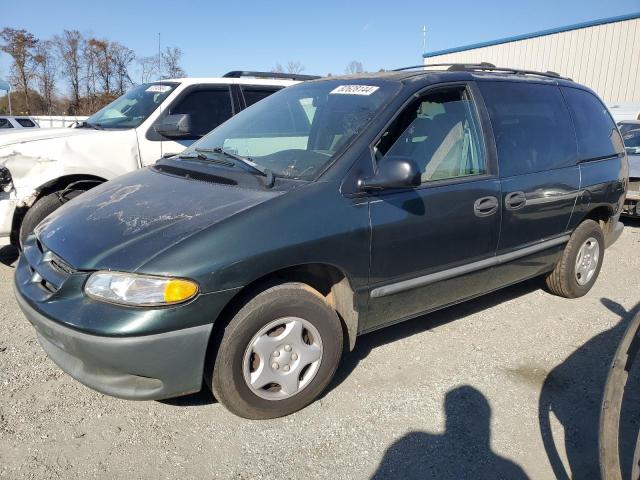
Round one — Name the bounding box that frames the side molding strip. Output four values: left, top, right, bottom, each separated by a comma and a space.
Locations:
370, 234, 570, 298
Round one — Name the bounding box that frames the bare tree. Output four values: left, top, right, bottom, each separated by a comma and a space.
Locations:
286, 60, 305, 74
0, 28, 38, 113
272, 61, 305, 74
55, 30, 84, 113
82, 39, 100, 111
33, 40, 58, 114
161, 47, 185, 78
137, 55, 159, 83
345, 60, 364, 75
87, 38, 115, 95
111, 42, 135, 94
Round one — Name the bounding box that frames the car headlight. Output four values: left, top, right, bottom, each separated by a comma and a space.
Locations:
0, 166, 13, 192
85, 271, 199, 306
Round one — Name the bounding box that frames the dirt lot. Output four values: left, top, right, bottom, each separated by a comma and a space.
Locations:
1, 220, 639, 479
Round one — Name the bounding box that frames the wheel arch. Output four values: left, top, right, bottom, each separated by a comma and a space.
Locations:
10, 173, 107, 244
213, 263, 360, 352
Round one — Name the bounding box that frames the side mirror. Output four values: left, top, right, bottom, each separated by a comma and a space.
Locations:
154, 114, 193, 138
358, 156, 421, 191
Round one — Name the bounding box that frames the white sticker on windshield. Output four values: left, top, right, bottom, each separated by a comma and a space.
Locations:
146, 85, 172, 93
330, 85, 379, 96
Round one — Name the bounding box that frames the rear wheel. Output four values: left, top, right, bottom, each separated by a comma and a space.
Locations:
210, 283, 343, 419
545, 219, 605, 298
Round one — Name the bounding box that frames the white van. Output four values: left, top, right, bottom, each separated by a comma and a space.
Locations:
0, 71, 315, 245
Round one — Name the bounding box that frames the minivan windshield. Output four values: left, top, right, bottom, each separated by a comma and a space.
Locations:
84, 82, 178, 129
184, 80, 401, 180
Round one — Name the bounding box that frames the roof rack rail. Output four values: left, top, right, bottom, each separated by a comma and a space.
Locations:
393, 63, 496, 72
223, 71, 320, 81
392, 63, 571, 80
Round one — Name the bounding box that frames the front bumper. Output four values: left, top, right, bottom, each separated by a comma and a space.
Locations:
0, 193, 17, 238
14, 284, 213, 400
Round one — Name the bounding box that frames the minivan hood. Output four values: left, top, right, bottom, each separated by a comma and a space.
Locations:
36, 167, 284, 271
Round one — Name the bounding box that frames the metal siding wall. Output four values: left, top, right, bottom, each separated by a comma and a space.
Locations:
425, 18, 640, 103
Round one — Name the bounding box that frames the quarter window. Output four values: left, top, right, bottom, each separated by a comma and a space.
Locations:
562, 87, 624, 160
375, 86, 486, 183
479, 82, 577, 177
169, 88, 233, 139
0, 118, 13, 128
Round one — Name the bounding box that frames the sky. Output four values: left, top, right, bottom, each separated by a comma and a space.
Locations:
1, 0, 639, 83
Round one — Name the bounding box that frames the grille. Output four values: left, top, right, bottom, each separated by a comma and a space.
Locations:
21, 236, 75, 298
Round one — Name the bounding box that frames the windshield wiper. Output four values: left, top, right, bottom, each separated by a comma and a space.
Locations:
76, 121, 103, 130
198, 147, 269, 177
177, 150, 235, 167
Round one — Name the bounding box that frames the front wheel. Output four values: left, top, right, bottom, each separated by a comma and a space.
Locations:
19, 193, 65, 246
545, 219, 605, 298
210, 283, 343, 419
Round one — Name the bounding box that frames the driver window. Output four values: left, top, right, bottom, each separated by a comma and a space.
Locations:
169, 88, 233, 139
375, 87, 486, 183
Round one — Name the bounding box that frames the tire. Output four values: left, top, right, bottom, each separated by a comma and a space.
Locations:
545, 219, 605, 298
210, 283, 343, 419
19, 193, 64, 247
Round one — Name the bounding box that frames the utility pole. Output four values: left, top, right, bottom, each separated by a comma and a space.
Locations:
422, 26, 427, 54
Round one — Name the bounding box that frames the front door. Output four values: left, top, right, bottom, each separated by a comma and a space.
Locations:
366, 83, 501, 331
140, 86, 236, 166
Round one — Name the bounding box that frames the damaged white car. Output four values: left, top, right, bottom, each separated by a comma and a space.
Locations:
0, 71, 314, 246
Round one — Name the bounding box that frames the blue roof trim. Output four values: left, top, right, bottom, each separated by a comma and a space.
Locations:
423, 12, 640, 58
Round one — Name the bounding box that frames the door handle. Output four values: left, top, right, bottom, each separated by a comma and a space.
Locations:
505, 191, 527, 210
474, 196, 499, 217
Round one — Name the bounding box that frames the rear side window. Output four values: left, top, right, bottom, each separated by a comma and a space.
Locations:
0, 118, 13, 128
561, 87, 624, 160
16, 118, 36, 127
241, 87, 281, 108
479, 82, 577, 177
169, 88, 233, 138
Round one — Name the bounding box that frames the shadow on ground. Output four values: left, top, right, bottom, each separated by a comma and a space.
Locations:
539, 298, 640, 480
0, 245, 18, 267
328, 278, 541, 395
371, 385, 529, 479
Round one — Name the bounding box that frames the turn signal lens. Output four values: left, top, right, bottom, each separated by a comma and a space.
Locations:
164, 279, 199, 304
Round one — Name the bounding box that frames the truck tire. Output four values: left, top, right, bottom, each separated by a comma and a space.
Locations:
545, 219, 605, 298
209, 282, 343, 419
19, 193, 65, 247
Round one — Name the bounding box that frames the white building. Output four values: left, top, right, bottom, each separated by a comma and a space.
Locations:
423, 13, 640, 111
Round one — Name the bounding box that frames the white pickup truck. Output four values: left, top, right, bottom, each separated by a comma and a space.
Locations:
0, 71, 315, 245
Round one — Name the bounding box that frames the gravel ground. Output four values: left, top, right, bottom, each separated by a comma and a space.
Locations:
1, 220, 639, 479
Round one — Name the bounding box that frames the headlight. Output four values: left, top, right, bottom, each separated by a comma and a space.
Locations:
0, 166, 13, 192
85, 272, 199, 306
